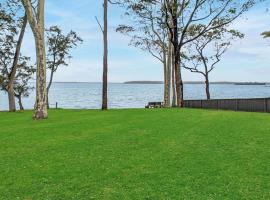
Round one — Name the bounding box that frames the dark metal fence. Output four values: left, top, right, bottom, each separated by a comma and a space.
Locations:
183, 98, 270, 113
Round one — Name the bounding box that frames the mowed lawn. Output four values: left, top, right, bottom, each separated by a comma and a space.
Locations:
0, 109, 270, 200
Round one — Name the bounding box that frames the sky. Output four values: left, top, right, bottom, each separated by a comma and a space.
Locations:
20, 0, 270, 83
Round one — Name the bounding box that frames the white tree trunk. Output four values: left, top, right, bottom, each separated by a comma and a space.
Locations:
165, 39, 172, 107
21, 0, 48, 119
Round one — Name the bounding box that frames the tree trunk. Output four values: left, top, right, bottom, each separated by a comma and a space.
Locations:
171, 2, 183, 108
102, 0, 108, 110
171, 50, 176, 107
22, 0, 48, 119
163, 51, 168, 107
33, 29, 47, 119
34, 0, 47, 119
7, 87, 16, 112
174, 48, 184, 107
18, 95, 24, 110
46, 68, 54, 109
205, 74, 210, 100
165, 39, 172, 107
7, 13, 27, 112
46, 94, 49, 109
178, 62, 184, 107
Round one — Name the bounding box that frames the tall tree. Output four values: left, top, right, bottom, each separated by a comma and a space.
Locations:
116, 0, 172, 107
0, 1, 29, 111
164, 0, 259, 107
7, 14, 27, 112
21, 0, 47, 119
0, 1, 27, 112
96, 0, 109, 110
103, 0, 108, 110
46, 26, 82, 108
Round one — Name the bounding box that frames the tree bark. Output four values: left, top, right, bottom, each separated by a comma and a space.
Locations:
33, 26, 47, 119
178, 62, 184, 107
171, 50, 176, 107
46, 68, 54, 109
7, 87, 16, 112
7, 13, 27, 112
174, 60, 184, 107
21, 0, 48, 119
205, 74, 210, 100
163, 51, 168, 107
165, 38, 172, 107
18, 95, 24, 110
171, 1, 183, 108
102, 0, 108, 110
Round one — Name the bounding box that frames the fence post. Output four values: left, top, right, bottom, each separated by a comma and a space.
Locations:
265, 98, 268, 113
236, 99, 239, 111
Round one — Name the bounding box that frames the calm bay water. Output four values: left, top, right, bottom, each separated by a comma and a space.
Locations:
1, 83, 270, 110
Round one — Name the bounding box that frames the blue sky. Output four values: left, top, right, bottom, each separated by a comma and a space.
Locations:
21, 0, 270, 82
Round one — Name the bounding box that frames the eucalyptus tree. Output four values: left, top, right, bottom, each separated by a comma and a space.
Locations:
0, 1, 15, 110
96, 0, 118, 110
102, 0, 108, 110
21, 0, 47, 119
164, 0, 260, 107
116, 0, 173, 107
8, 14, 27, 111
46, 26, 82, 108
96, 0, 108, 110
183, 28, 244, 99
0, 1, 27, 112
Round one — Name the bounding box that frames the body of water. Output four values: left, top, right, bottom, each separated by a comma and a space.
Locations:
1, 83, 270, 110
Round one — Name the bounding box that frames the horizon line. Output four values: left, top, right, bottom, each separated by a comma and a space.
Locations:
28, 81, 270, 84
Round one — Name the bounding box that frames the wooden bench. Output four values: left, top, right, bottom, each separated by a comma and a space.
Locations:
145, 102, 164, 108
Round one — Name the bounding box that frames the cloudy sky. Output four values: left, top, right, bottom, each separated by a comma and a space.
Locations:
21, 0, 270, 83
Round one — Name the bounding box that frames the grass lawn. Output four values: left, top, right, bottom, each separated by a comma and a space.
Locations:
0, 108, 270, 199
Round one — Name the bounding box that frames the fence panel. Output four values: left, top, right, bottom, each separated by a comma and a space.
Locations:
237, 99, 266, 112
217, 99, 238, 111
267, 99, 270, 112
202, 100, 218, 109
184, 98, 270, 113
184, 100, 202, 108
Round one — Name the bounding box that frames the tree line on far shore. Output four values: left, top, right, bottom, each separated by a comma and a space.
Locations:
0, 0, 268, 120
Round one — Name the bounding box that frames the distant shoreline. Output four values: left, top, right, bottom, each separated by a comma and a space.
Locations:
123, 81, 269, 85
29, 81, 269, 85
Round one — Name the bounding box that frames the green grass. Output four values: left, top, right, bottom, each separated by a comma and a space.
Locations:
0, 109, 270, 199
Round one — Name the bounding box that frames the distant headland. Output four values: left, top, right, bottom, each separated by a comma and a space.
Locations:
124, 81, 268, 85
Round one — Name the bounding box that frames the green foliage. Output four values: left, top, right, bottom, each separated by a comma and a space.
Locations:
0, 0, 34, 99
116, 0, 168, 62
183, 26, 244, 78
0, 2, 18, 67
13, 60, 35, 98
46, 26, 83, 72
0, 109, 270, 199
1, 56, 35, 97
